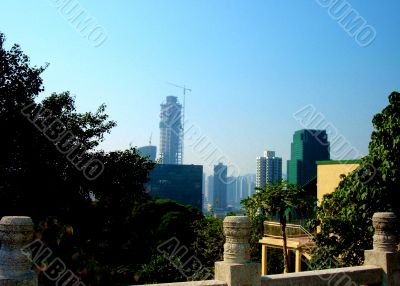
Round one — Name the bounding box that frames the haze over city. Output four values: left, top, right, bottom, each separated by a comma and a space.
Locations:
2, 0, 400, 285
1, 0, 399, 175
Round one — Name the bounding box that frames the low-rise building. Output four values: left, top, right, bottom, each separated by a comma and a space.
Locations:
316, 159, 360, 205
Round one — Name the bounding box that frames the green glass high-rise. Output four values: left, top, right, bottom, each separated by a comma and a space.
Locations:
287, 129, 330, 186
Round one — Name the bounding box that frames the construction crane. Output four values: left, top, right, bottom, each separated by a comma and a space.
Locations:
166, 82, 192, 164
166, 82, 191, 112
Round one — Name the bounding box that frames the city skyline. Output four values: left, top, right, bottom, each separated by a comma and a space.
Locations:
1, 1, 399, 176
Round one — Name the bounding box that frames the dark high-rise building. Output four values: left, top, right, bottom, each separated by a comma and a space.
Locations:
147, 164, 203, 210
159, 96, 183, 165
213, 163, 227, 210
287, 129, 330, 186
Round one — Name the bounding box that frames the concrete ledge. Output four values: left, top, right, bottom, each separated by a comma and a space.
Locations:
261, 265, 382, 286
134, 280, 228, 286
365, 250, 400, 286
215, 261, 261, 286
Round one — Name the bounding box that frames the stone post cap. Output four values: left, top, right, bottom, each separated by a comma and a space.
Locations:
372, 212, 397, 252
0, 216, 33, 225
223, 216, 250, 224
0, 216, 33, 233
0, 217, 34, 234
372, 212, 397, 220
223, 216, 251, 242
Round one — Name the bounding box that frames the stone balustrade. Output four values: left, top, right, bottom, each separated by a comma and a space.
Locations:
371, 212, 397, 252
261, 265, 383, 286
215, 216, 261, 286
363, 212, 400, 286
222, 216, 251, 263
139, 281, 227, 286
262, 212, 400, 286
0, 213, 399, 286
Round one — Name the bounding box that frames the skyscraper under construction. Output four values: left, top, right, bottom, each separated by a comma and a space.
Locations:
159, 96, 183, 164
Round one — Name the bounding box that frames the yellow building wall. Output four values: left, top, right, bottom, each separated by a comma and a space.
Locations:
317, 163, 360, 205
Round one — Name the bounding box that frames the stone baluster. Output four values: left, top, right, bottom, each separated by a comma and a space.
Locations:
223, 216, 251, 263
215, 216, 260, 286
0, 216, 37, 286
372, 212, 397, 252
364, 212, 400, 286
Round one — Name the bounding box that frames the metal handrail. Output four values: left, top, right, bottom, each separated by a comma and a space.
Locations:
263, 221, 314, 239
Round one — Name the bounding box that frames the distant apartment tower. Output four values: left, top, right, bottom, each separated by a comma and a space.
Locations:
137, 145, 157, 161
247, 174, 256, 196
226, 176, 238, 206
159, 96, 183, 165
287, 129, 330, 186
242, 174, 256, 197
213, 163, 227, 210
256, 151, 282, 188
206, 175, 214, 204
265, 151, 282, 185
256, 157, 267, 188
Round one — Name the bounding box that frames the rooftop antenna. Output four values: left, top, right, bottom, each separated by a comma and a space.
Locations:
149, 132, 152, 145
166, 82, 192, 164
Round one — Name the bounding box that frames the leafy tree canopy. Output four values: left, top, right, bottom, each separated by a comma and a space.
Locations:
0, 30, 119, 220
312, 91, 400, 266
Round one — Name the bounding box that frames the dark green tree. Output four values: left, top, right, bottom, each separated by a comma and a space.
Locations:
312, 91, 400, 267
135, 254, 188, 284
107, 199, 203, 285
0, 31, 117, 219
191, 216, 224, 273
0, 32, 159, 285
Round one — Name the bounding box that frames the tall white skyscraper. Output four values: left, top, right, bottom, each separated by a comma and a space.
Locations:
256, 150, 282, 188
159, 96, 183, 164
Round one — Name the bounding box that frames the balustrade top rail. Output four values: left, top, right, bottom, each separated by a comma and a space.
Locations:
261, 265, 382, 286
263, 221, 312, 238
134, 280, 228, 286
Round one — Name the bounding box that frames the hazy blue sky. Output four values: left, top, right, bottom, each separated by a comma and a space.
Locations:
1, 1, 399, 176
